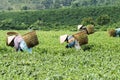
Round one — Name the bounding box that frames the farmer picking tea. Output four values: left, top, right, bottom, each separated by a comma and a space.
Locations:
77, 24, 94, 34
6, 31, 39, 53
7, 32, 32, 53
108, 28, 120, 37
60, 30, 88, 50
78, 25, 88, 33
60, 34, 80, 49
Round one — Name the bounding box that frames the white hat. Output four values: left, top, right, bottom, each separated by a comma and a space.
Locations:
77, 25, 83, 30
60, 34, 68, 44
7, 35, 16, 45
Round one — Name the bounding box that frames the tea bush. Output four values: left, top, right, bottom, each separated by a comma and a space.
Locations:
0, 30, 120, 79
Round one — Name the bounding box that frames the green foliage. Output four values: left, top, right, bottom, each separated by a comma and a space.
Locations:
7, 7, 13, 11
81, 17, 95, 25
30, 20, 44, 30
0, 6, 120, 30
0, 30, 120, 79
0, 0, 120, 10
0, 19, 13, 30
96, 14, 110, 25
21, 6, 30, 10
110, 21, 120, 28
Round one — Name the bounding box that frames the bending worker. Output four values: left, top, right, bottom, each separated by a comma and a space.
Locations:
77, 24, 94, 34
108, 28, 120, 37
7, 32, 32, 53
60, 34, 80, 50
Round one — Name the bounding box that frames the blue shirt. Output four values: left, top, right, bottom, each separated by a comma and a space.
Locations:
115, 28, 120, 37
19, 40, 32, 53
66, 35, 80, 49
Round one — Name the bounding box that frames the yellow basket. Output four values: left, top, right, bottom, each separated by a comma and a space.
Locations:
22, 31, 39, 48
73, 30, 88, 45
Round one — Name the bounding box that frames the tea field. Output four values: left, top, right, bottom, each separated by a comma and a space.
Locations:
0, 30, 120, 80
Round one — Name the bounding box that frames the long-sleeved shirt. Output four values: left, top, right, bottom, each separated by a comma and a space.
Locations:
14, 35, 23, 51
14, 35, 32, 53
115, 28, 120, 37
66, 35, 80, 49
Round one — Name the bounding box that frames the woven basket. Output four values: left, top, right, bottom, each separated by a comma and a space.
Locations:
86, 25, 94, 34
73, 30, 88, 45
108, 29, 116, 37
6, 32, 18, 47
22, 31, 39, 48
7, 32, 18, 36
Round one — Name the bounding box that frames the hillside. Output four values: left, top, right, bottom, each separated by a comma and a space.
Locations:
0, 6, 120, 30
0, 0, 120, 10
0, 30, 120, 79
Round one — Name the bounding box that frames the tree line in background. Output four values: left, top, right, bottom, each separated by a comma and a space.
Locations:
0, 0, 120, 10
0, 6, 120, 30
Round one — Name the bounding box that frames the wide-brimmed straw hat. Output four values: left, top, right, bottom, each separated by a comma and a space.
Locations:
77, 25, 83, 30
60, 34, 68, 44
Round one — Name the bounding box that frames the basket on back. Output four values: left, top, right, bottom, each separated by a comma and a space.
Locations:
73, 30, 88, 45
6, 32, 18, 47
86, 25, 94, 34
108, 29, 116, 37
22, 31, 39, 48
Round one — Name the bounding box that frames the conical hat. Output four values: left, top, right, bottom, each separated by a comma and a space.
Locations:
60, 34, 68, 44
8, 35, 16, 45
77, 25, 83, 30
